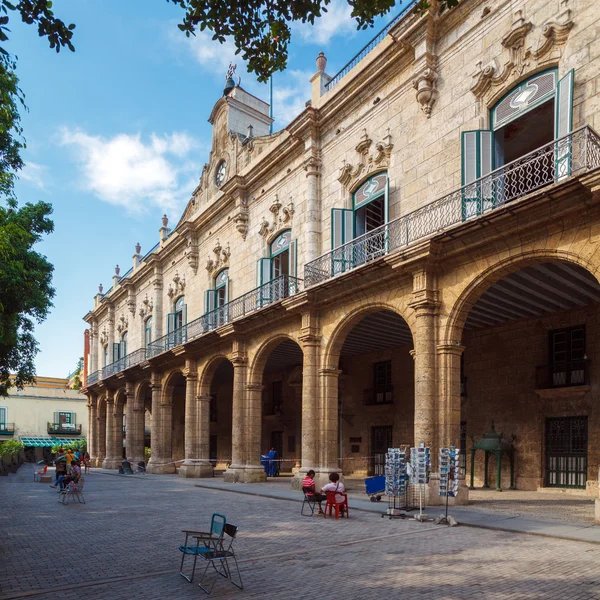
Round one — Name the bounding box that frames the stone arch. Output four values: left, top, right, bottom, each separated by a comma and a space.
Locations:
198, 353, 232, 394
349, 168, 388, 195
323, 302, 416, 369
162, 368, 185, 398
266, 227, 292, 247
248, 332, 303, 383
135, 380, 152, 411
442, 249, 600, 346
115, 388, 127, 410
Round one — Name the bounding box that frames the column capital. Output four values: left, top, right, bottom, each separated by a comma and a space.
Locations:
150, 371, 162, 387
303, 154, 321, 177
231, 354, 248, 367
299, 332, 321, 345
245, 382, 265, 392
318, 368, 342, 378
197, 393, 212, 402
437, 343, 465, 356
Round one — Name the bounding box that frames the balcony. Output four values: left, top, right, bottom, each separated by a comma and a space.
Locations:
148, 274, 302, 358
536, 359, 590, 390
363, 387, 394, 405
101, 348, 148, 380
305, 126, 600, 288
48, 423, 82, 435
0, 423, 15, 435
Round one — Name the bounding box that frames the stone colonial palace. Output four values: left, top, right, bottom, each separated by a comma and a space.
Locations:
83, 0, 600, 509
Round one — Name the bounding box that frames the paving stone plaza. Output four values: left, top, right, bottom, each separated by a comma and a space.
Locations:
1, 467, 599, 600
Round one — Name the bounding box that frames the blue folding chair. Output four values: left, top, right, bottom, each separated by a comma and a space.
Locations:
179, 513, 226, 583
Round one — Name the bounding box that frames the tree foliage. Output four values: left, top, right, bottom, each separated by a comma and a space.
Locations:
168, 0, 459, 82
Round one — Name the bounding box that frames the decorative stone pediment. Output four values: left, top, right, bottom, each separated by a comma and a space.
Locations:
205, 239, 231, 275
471, 7, 574, 100
338, 128, 393, 189
139, 294, 153, 319
167, 271, 186, 299
258, 195, 295, 238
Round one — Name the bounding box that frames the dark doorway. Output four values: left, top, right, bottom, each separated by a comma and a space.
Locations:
545, 416, 587, 489
209, 434, 217, 467
370, 425, 393, 476
270, 430, 283, 459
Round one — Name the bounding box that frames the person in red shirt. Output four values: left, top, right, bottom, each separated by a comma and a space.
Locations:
301, 470, 325, 514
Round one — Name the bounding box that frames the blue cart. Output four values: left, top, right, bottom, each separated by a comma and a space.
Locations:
364, 475, 385, 502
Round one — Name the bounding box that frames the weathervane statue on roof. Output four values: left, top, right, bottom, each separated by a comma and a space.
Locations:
223, 63, 241, 96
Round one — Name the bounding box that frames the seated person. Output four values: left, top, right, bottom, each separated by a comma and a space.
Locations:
302, 469, 325, 514
321, 472, 347, 514
52, 461, 81, 490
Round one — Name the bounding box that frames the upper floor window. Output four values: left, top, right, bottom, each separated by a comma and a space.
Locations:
215, 269, 229, 308
174, 296, 185, 330
549, 325, 586, 387
270, 231, 291, 279
103, 345, 109, 367
121, 332, 128, 358
0, 407, 7, 426
145, 317, 153, 348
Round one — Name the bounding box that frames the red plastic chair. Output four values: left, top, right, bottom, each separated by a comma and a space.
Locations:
324, 491, 349, 519
33, 465, 47, 481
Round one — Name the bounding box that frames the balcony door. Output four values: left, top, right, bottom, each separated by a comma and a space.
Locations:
462, 69, 574, 220
257, 230, 297, 306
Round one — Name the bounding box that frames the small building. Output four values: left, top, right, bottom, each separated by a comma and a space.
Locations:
1, 376, 88, 459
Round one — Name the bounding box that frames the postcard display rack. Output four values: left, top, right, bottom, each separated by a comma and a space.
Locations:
437, 446, 460, 525
410, 444, 431, 521
383, 448, 410, 519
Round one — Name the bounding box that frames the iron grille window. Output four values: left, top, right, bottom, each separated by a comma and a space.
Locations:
370, 360, 393, 404
549, 325, 586, 387
545, 416, 587, 489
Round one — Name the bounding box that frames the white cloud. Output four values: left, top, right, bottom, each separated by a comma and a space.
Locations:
295, 0, 358, 46
272, 70, 312, 124
59, 128, 201, 214
20, 161, 49, 191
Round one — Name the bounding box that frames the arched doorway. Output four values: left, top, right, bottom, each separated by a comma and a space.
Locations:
166, 372, 186, 467
452, 259, 600, 492
207, 359, 234, 474
326, 308, 414, 478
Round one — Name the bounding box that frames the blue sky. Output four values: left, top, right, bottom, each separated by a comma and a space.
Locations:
9, 0, 405, 377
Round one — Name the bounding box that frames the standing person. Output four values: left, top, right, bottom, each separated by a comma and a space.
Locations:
267, 447, 277, 477
83, 451, 91, 474
65, 448, 75, 474
301, 470, 325, 514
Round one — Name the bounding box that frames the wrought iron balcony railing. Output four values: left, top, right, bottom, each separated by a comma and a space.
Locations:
87, 370, 100, 386
48, 423, 82, 435
363, 386, 394, 405
536, 359, 590, 389
305, 126, 600, 287
148, 275, 302, 359
101, 348, 147, 380
325, 1, 417, 92
0, 423, 15, 435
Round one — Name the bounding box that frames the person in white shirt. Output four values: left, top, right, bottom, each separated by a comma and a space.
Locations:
321, 472, 346, 505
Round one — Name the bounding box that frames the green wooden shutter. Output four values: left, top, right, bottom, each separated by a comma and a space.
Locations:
112, 343, 120, 362
204, 290, 216, 313
257, 258, 272, 306
289, 240, 298, 294
462, 130, 493, 219
120, 340, 127, 359
331, 208, 354, 275
167, 313, 175, 333
555, 69, 574, 180
181, 303, 188, 342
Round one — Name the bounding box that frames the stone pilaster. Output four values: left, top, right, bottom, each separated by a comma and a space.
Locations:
152, 265, 163, 341
317, 367, 343, 489
179, 360, 207, 478
224, 342, 248, 482
95, 395, 107, 467
195, 393, 216, 477
303, 151, 321, 265
102, 391, 121, 469
244, 382, 267, 482
125, 381, 144, 464
89, 322, 98, 373
147, 371, 175, 474
107, 307, 115, 364
88, 396, 97, 464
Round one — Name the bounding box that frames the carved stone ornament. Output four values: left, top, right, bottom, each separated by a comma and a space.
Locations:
186, 233, 199, 275
413, 67, 439, 118
99, 327, 108, 345
470, 7, 574, 99
205, 239, 231, 275
167, 271, 186, 299
232, 196, 249, 241
259, 194, 295, 238
117, 314, 129, 333
139, 294, 154, 319
338, 128, 393, 189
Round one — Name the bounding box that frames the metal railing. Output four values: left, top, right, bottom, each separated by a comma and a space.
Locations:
148, 275, 302, 358
305, 126, 600, 287
101, 348, 147, 380
325, 0, 417, 92
87, 371, 100, 386
47, 423, 82, 435
536, 359, 589, 389
0, 423, 15, 435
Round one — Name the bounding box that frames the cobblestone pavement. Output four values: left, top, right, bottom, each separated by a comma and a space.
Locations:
1, 466, 600, 600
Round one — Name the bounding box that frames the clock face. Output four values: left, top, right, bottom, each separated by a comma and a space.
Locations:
215, 160, 227, 187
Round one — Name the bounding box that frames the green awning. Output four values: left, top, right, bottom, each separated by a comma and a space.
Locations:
19, 437, 87, 448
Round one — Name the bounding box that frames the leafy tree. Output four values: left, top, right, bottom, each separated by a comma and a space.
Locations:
70, 357, 84, 390
168, 0, 459, 82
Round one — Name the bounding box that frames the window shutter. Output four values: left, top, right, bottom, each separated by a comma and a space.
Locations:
54, 411, 58, 424
112, 343, 120, 362
462, 130, 493, 219
289, 239, 297, 278
383, 177, 390, 224
182, 303, 187, 326
120, 340, 126, 359
555, 69, 574, 180
204, 290, 216, 314
332, 208, 353, 249
167, 313, 175, 334
257, 258, 271, 286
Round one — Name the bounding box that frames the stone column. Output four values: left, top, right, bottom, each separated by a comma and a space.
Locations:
124, 382, 135, 462
435, 343, 468, 506
102, 391, 120, 469
152, 265, 163, 341
131, 386, 146, 465
96, 397, 107, 466
318, 367, 342, 486
195, 393, 215, 477
595, 467, 600, 524
88, 396, 97, 463
89, 323, 98, 373
224, 344, 247, 482
179, 361, 205, 478
147, 371, 175, 474
107, 307, 115, 364
293, 313, 321, 489
244, 382, 267, 482
303, 153, 321, 264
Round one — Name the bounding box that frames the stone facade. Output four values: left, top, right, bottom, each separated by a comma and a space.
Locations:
83, 0, 600, 519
